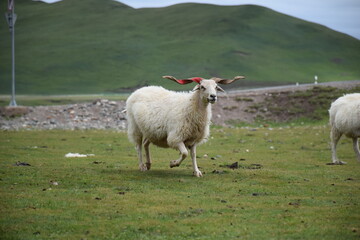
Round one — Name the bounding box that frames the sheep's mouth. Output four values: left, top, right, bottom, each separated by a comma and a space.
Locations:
207, 98, 217, 104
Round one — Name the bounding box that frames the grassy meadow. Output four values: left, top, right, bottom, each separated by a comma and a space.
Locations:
1, 125, 359, 239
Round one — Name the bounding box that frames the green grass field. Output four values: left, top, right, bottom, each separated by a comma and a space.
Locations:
1, 125, 359, 239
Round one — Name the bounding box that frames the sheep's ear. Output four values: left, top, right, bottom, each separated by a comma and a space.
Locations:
216, 85, 225, 92
212, 76, 245, 85
163, 76, 203, 85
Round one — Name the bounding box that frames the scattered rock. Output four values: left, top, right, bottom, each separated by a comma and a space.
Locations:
228, 162, 238, 169
289, 202, 300, 206
50, 181, 59, 186
93, 161, 104, 164
65, 153, 95, 158
252, 192, 268, 196
220, 162, 262, 170
13, 161, 31, 166
219, 162, 237, 169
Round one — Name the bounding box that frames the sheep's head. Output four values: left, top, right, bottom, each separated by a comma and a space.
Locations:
193, 79, 222, 104
162, 75, 245, 104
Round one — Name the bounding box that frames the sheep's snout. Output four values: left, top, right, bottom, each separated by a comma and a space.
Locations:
208, 94, 217, 104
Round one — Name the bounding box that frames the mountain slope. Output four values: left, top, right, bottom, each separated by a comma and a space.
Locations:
0, 0, 359, 94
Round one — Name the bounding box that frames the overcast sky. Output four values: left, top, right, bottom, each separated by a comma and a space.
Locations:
41, 0, 360, 39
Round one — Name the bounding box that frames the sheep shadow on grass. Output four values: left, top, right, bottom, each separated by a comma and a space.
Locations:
99, 167, 196, 179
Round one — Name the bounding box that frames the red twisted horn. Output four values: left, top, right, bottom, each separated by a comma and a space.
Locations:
211, 76, 245, 85
163, 76, 203, 85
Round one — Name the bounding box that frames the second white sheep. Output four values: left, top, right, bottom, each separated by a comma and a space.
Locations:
329, 93, 360, 164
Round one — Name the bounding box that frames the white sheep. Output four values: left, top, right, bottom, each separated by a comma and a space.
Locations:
329, 93, 360, 164
125, 75, 244, 177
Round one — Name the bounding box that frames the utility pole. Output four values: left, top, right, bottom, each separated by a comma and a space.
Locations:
5, 0, 17, 106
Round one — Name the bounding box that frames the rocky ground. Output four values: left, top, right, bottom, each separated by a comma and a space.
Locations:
0, 81, 359, 130
0, 99, 127, 131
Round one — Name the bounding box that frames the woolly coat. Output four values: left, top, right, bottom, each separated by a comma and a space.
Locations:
329, 93, 360, 138
126, 86, 211, 149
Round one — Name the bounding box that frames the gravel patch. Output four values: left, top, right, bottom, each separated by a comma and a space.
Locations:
0, 99, 126, 131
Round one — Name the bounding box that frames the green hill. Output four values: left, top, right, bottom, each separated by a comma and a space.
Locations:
0, 0, 359, 94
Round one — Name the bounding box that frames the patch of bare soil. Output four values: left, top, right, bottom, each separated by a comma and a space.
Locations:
213, 81, 360, 126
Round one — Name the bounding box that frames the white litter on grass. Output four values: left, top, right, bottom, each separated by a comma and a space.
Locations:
65, 153, 95, 158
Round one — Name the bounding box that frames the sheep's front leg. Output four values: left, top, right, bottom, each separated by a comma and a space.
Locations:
190, 145, 202, 177
170, 142, 188, 168
353, 137, 360, 162
330, 128, 346, 164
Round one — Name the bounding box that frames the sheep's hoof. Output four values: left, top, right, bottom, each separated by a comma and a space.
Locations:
139, 164, 149, 171
334, 161, 347, 165
170, 160, 180, 168
327, 161, 347, 165
146, 163, 151, 170
193, 170, 203, 177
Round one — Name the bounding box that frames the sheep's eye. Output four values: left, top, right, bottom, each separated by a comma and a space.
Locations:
200, 86, 206, 90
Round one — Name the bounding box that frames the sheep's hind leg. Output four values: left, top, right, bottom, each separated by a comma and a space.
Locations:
135, 139, 148, 171
143, 138, 152, 170
330, 128, 346, 165
170, 142, 188, 168
353, 137, 360, 162
190, 145, 202, 177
